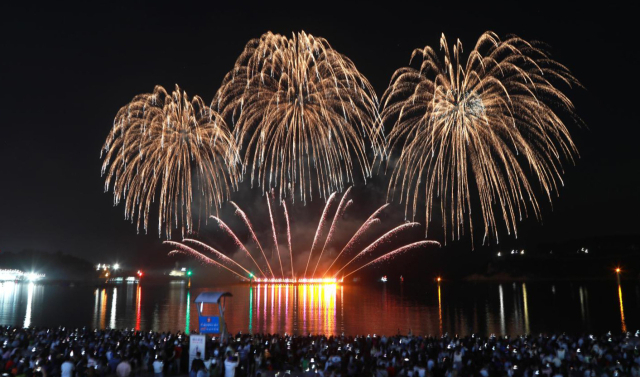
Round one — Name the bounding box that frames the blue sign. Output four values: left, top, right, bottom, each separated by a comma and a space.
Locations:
199, 315, 220, 334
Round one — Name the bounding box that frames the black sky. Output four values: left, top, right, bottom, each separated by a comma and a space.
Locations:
1, 2, 638, 267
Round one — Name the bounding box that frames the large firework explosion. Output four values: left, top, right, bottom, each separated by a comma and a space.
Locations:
166, 188, 439, 281
214, 31, 386, 205
382, 32, 580, 245
101, 85, 240, 238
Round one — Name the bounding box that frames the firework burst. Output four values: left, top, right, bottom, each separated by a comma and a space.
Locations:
382, 32, 580, 244
215, 31, 386, 204
101, 85, 240, 238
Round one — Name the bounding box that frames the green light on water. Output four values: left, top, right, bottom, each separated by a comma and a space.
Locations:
185, 290, 191, 335
249, 286, 253, 334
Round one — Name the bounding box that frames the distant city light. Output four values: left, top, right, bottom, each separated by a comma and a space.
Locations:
0, 270, 45, 282
113, 263, 120, 270
26, 272, 45, 282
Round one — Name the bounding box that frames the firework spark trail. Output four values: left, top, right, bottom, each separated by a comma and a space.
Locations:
230, 201, 275, 278
382, 32, 580, 246
183, 238, 253, 277
215, 31, 386, 204
282, 201, 294, 279
210, 216, 266, 278
266, 192, 284, 277
343, 241, 440, 278
165, 241, 246, 279
321, 218, 380, 277
304, 192, 337, 277
322, 203, 389, 277
311, 187, 353, 278
101, 85, 240, 239
333, 222, 420, 277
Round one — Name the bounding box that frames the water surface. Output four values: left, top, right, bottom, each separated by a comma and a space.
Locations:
1, 280, 637, 335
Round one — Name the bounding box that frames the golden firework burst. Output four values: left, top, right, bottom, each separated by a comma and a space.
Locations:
215, 31, 385, 204
382, 32, 580, 244
101, 85, 240, 238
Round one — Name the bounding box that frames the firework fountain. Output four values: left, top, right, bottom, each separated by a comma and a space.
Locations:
166, 188, 440, 283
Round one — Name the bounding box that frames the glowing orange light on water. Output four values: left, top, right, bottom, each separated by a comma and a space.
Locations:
618, 283, 626, 333
135, 285, 142, 331
437, 282, 443, 335
250, 282, 338, 335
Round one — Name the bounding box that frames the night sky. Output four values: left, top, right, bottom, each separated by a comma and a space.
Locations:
1, 2, 638, 269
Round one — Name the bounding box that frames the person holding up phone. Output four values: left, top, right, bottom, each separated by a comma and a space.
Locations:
224, 351, 239, 377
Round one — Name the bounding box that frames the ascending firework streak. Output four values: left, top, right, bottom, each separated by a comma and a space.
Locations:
343, 241, 437, 278
311, 186, 353, 278
215, 31, 386, 205
182, 239, 253, 276
321, 203, 389, 277
266, 192, 284, 277
282, 201, 294, 279
101, 85, 240, 239
382, 32, 580, 245
166, 241, 245, 280
332, 222, 421, 277
168, 188, 440, 280
304, 192, 337, 277
230, 201, 274, 278
210, 216, 267, 278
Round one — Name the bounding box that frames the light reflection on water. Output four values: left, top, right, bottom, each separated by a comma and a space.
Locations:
0, 281, 638, 335
618, 281, 627, 332
23, 282, 43, 328
109, 287, 117, 329
437, 282, 443, 335
136, 285, 142, 331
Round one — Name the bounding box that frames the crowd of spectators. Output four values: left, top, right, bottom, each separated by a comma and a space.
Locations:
2, 326, 640, 377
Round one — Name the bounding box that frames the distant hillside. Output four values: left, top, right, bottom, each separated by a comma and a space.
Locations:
465, 234, 640, 281
0, 249, 95, 280
345, 234, 640, 283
